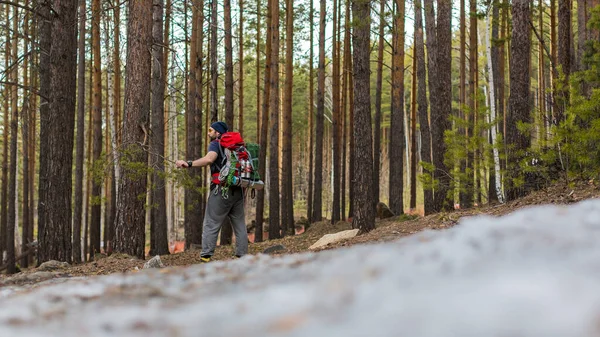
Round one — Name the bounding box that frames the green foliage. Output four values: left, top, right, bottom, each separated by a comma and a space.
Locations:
548, 6, 600, 180
394, 213, 419, 222
517, 7, 600, 182
418, 161, 438, 191
441, 92, 492, 198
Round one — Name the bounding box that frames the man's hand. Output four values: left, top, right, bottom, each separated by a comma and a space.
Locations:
175, 160, 190, 168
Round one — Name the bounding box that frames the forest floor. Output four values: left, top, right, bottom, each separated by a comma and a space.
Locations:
2, 179, 599, 285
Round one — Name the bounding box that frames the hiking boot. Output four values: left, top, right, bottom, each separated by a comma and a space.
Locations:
200, 255, 211, 263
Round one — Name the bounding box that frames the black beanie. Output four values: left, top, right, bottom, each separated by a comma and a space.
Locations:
210, 121, 228, 135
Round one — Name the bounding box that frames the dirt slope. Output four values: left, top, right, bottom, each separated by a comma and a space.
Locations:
2, 180, 598, 283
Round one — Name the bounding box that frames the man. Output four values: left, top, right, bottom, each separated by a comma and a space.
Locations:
176, 121, 248, 262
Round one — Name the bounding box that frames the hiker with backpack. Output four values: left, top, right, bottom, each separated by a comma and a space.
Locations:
175, 121, 250, 262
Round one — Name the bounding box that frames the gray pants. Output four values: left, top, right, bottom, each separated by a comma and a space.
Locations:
201, 186, 248, 257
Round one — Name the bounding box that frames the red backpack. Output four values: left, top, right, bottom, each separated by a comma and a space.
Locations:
211, 132, 263, 190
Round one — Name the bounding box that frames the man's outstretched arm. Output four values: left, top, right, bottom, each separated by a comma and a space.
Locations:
175, 151, 218, 168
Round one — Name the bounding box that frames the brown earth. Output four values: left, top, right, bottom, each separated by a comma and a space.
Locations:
2, 179, 599, 285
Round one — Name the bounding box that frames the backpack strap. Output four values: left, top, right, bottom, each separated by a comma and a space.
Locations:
216, 138, 228, 171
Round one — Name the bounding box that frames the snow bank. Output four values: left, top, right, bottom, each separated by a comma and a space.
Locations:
1, 200, 600, 337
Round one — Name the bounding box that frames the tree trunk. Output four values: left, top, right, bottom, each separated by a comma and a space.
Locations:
90, 0, 103, 257
184, 1, 203, 249
312, 0, 326, 222
73, 0, 86, 264
6, 5, 18, 273
389, 0, 405, 215
505, 0, 532, 201
114, 2, 122, 148
0, 4, 8, 259
347, 46, 355, 219
218, 0, 235, 246
37, 0, 78, 264
486, 14, 505, 203
21, 1, 31, 268
459, 0, 467, 208
282, 0, 294, 235
373, 0, 385, 208
409, 44, 417, 210
499, 0, 508, 147
256, 0, 262, 142
114, 0, 153, 259
351, 0, 375, 232
489, 0, 501, 204
536, 0, 547, 142
225, 0, 234, 128
331, 0, 341, 224
307, 0, 314, 223
556, 0, 571, 122
550, 0, 557, 122
424, 0, 452, 212
210, 0, 218, 123
83, 56, 94, 261
256, 0, 272, 242
104, 7, 118, 255
151, 0, 169, 255
269, 0, 281, 240
414, 0, 433, 214
29, 42, 36, 266
239, 0, 245, 135
341, 0, 351, 221
436, 0, 453, 210
463, 0, 478, 208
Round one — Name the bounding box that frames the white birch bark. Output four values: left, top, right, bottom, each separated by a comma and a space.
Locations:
169, 48, 180, 238
105, 19, 119, 198
486, 16, 504, 203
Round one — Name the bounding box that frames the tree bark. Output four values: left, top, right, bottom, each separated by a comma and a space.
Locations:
224, 0, 234, 128
351, 0, 375, 232
73, 0, 86, 264
37, 0, 78, 264
414, 0, 433, 214
459, 0, 467, 208
256, 0, 262, 143
6, 5, 18, 273
184, 0, 203, 249
0, 4, 8, 258
489, 0, 501, 203
556, 0, 571, 122
389, 0, 405, 215
150, 0, 169, 255
505, 0, 532, 201
114, 0, 153, 259
424, 0, 452, 212
255, 0, 272, 242
268, 0, 281, 240
219, 0, 235, 246
239, 0, 244, 135
210, 0, 218, 123
282, 0, 294, 235
486, 15, 505, 203
373, 0, 385, 208
104, 5, 118, 255
331, 0, 341, 224
90, 0, 103, 257
537, 0, 547, 142
436, 0, 453, 211
307, 0, 314, 223
341, 0, 351, 220
549, 0, 557, 122
312, 0, 326, 222
21, 1, 30, 268
409, 42, 417, 210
